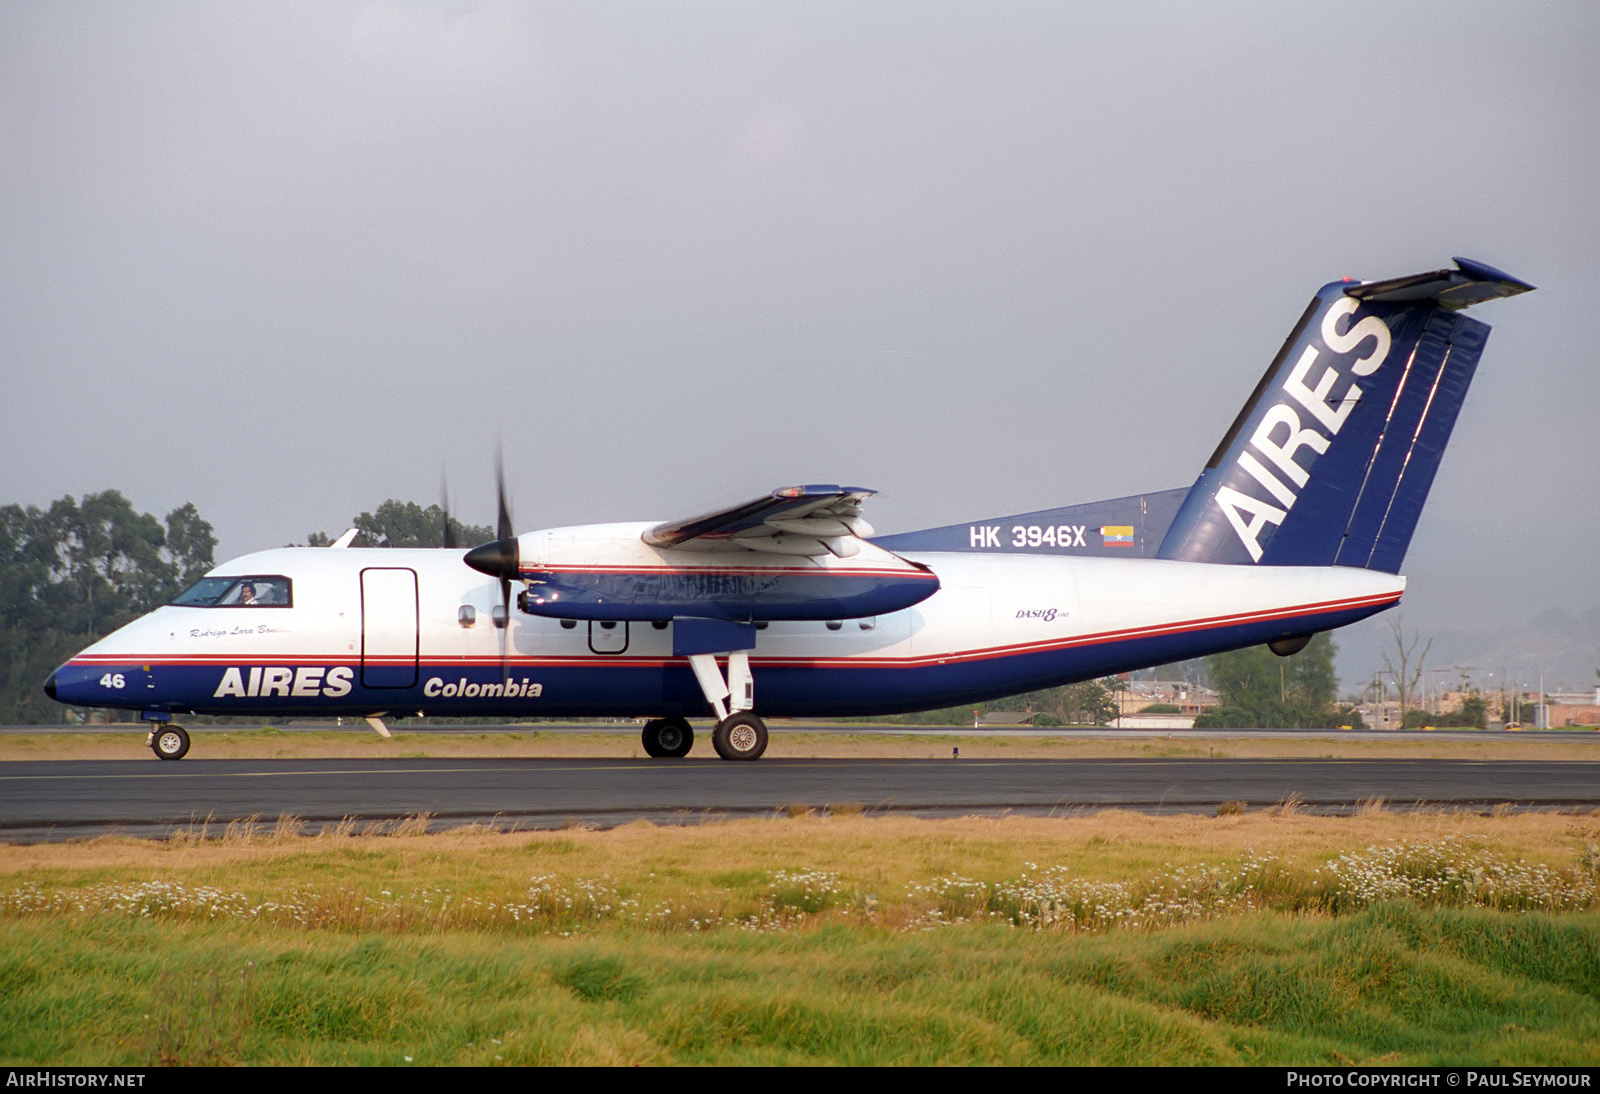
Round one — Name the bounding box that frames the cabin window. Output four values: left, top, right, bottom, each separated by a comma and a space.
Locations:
560, 619, 578, 630
825, 620, 842, 631
858, 617, 876, 631
491, 604, 508, 629
170, 575, 293, 608
458, 605, 477, 628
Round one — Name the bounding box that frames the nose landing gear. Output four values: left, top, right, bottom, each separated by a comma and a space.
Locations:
149, 723, 191, 761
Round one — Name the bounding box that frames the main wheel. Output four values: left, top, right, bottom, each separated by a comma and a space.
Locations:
712, 712, 768, 761
151, 724, 190, 761
641, 716, 694, 758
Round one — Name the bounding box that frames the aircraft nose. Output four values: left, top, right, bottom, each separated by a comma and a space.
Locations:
43, 671, 57, 700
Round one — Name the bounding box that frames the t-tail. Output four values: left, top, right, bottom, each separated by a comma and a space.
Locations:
1156, 258, 1533, 571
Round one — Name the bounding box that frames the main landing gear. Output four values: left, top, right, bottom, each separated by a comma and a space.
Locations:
640, 712, 769, 761
641, 649, 770, 761
691, 650, 769, 761
711, 711, 768, 761
149, 723, 190, 761
641, 716, 694, 758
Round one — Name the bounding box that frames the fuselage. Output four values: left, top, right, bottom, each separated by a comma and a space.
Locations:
48, 537, 1402, 720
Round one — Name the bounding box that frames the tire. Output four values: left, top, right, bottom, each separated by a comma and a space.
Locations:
151, 724, 190, 761
642, 716, 694, 759
712, 712, 767, 761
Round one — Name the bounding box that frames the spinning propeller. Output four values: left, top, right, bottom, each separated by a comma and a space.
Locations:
440, 476, 457, 551
462, 451, 521, 678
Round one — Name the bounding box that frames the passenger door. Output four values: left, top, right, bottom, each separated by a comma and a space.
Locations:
360, 568, 419, 688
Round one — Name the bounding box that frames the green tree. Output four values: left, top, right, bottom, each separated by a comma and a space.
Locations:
1195, 633, 1342, 728
309, 500, 494, 549
985, 679, 1120, 726
164, 502, 217, 588
0, 493, 216, 722
1445, 694, 1487, 729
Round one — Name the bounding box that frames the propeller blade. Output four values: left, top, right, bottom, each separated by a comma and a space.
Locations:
440, 474, 456, 551
492, 444, 517, 682
463, 444, 520, 580
499, 573, 511, 683
459, 524, 516, 678
495, 445, 514, 543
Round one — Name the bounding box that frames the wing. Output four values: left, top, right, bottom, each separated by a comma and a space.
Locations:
642, 484, 877, 558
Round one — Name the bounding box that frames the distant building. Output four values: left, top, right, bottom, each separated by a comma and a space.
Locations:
1116, 713, 1200, 730
1109, 680, 1219, 729
973, 711, 1041, 728
1115, 680, 1219, 718
1544, 689, 1600, 728
1357, 700, 1401, 729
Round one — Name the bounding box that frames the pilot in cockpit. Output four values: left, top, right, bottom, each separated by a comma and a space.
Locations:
234, 580, 285, 605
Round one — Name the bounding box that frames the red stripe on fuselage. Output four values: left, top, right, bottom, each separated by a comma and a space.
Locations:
66, 589, 1396, 673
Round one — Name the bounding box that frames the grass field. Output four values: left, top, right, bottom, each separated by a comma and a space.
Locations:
4, 809, 1599, 1065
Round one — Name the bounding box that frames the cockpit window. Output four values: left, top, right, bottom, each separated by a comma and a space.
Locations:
171, 575, 293, 608
170, 578, 234, 606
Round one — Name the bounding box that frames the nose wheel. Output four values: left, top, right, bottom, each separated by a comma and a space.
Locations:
149, 724, 191, 761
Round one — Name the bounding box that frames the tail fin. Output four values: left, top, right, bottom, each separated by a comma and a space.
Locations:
1157, 257, 1532, 571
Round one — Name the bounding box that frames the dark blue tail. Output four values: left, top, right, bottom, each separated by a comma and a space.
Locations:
1157, 258, 1532, 572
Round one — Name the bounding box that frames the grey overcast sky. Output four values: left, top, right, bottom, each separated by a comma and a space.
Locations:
3, 2, 1596, 683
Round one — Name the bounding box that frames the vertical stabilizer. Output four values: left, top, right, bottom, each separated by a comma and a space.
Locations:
1157, 258, 1532, 572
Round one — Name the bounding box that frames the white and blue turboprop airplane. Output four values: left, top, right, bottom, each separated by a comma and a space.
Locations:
46, 259, 1532, 761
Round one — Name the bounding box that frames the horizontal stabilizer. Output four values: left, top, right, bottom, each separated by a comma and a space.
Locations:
1344, 257, 1534, 310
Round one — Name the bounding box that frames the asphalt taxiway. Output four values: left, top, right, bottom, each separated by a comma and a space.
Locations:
3, 752, 1597, 840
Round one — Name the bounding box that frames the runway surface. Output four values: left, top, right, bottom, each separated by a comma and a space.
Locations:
4, 755, 1598, 839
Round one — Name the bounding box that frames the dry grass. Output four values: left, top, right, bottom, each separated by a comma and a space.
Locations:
4, 808, 1596, 889
1271, 791, 1304, 816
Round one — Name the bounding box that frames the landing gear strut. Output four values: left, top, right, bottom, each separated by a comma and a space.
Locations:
641, 716, 694, 758
149, 724, 190, 761
685, 650, 770, 762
